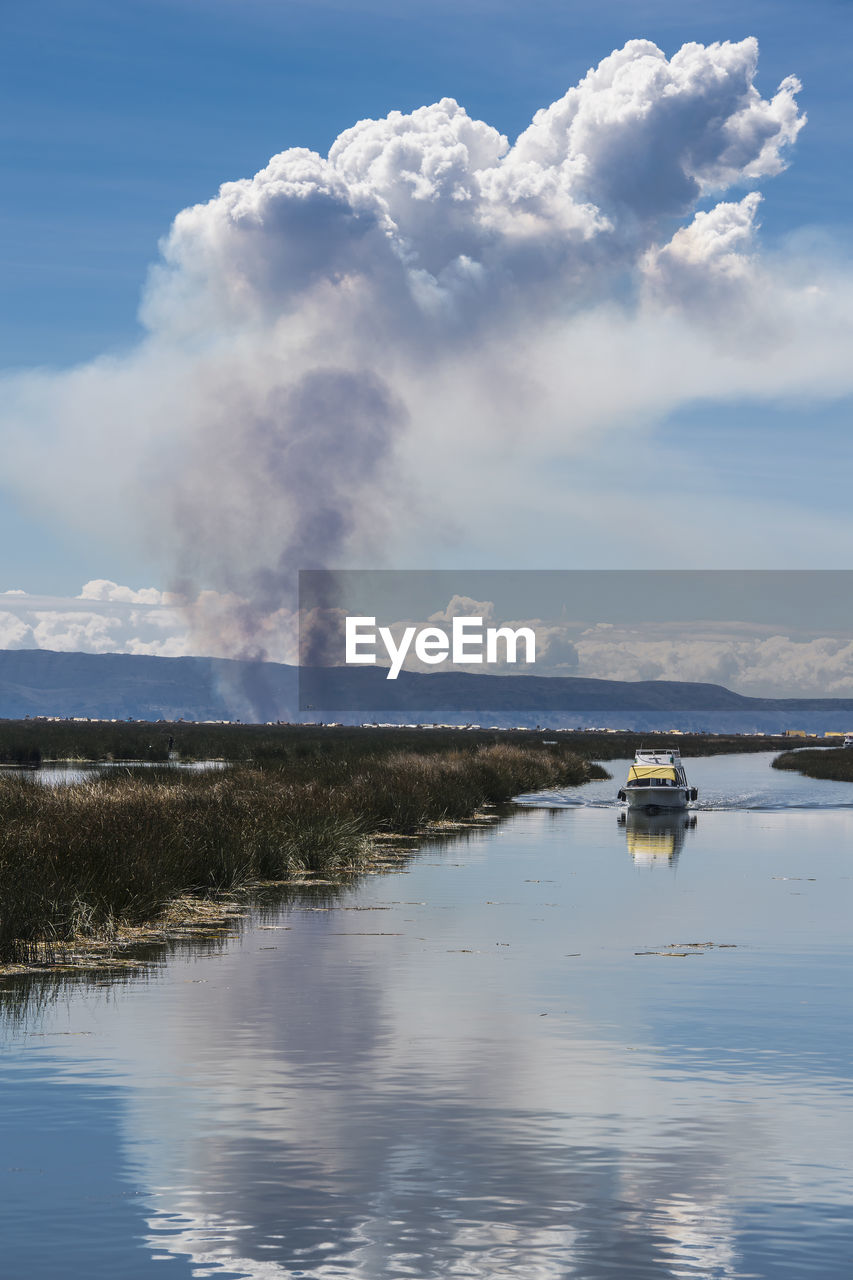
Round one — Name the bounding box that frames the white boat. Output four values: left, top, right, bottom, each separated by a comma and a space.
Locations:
616, 747, 697, 812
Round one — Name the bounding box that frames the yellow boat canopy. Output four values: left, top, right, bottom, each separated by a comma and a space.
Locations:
628, 765, 677, 782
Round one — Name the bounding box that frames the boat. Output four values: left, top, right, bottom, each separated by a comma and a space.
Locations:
616, 747, 697, 812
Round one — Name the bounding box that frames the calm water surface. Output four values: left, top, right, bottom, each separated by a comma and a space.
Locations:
0, 760, 227, 785
2, 752, 852, 1278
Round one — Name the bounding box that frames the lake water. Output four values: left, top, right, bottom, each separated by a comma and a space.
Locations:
0, 760, 228, 785
2, 752, 852, 1279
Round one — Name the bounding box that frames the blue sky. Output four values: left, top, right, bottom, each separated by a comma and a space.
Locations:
1, 0, 852, 638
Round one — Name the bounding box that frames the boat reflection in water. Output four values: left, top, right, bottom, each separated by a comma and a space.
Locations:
618, 809, 698, 867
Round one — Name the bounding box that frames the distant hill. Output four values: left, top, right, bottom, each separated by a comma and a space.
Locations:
2, 648, 853, 732
0, 649, 295, 723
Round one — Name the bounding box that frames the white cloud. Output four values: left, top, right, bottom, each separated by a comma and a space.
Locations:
77, 579, 176, 605
573, 624, 853, 697
142, 38, 802, 337
641, 192, 763, 322
0, 586, 299, 662
428, 595, 496, 624
0, 613, 34, 649
0, 592, 190, 658
3, 37, 851, 657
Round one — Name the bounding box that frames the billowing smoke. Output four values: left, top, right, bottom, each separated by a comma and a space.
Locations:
4, 37, 850, 665
167, 367, 405, 658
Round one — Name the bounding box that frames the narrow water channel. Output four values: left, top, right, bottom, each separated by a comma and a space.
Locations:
2, 753, 852, 1278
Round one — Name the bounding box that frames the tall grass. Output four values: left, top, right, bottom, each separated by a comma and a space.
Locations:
772, 747, 853, 782
0, 742, 602, 965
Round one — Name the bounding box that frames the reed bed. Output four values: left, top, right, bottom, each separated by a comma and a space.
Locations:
772, 747, 853, 782
0, 742, 602, 965
0, 719, 797, 768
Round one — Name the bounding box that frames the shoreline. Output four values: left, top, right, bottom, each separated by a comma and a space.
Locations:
772, 747, 853, 783
1, 742, 602, 974
0, 813, 503, 978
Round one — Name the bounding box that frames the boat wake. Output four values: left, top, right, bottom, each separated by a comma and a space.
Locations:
515, 791, 853, 812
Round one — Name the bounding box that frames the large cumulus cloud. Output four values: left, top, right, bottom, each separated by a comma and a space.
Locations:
144, 37, 802, 336
3, 37, 849, 658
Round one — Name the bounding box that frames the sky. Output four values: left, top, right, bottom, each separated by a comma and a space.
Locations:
1, 0, 853, 683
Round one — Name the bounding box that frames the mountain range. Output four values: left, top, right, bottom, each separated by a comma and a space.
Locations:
2, 648, 853, 733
